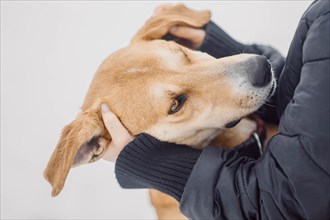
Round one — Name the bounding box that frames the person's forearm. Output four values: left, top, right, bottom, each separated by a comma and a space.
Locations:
115, 133, 201, 201
115, 132, 262, 202
198, 21, 246, 58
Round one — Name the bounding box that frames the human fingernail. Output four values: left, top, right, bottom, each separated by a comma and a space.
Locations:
101, 103, 110, 112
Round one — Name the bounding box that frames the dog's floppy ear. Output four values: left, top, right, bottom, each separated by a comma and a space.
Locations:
131, 4, 211, 43
43, 109, 108, 197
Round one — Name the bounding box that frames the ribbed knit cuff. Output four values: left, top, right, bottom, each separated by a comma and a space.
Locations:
198, 21, 256, 58
115, 133, 202, 201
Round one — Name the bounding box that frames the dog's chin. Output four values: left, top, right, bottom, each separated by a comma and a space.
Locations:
225, 119, 242, 128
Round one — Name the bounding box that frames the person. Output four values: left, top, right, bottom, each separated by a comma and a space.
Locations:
101, 1, 330, 219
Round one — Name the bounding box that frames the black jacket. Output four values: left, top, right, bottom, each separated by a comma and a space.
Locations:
115, 1, 330, 219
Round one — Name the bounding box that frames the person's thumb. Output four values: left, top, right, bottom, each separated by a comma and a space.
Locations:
101, 103, 132, 148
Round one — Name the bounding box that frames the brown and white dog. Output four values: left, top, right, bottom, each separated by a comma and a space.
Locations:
44, 4, 276, 219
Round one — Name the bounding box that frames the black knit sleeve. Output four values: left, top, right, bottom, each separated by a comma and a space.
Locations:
115, 133, 202, 201
198, 21, 248, 58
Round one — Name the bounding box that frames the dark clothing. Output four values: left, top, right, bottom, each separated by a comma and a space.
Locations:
115, 1, 330, 219
115, 134, 201, 201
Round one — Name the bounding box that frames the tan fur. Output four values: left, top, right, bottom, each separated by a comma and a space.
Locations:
150, 189, 187, 220
44, 4, 277, 219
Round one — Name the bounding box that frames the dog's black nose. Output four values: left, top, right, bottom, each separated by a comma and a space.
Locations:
246, 55, 272, 87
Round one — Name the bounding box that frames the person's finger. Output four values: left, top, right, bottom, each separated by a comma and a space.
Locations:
102, 141, 121, 162
170, 26, 205, 42
101, 103, 131, 145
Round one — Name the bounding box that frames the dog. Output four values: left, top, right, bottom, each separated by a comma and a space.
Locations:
44, 4, 276, 219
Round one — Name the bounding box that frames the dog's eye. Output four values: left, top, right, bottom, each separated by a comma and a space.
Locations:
169, 95, 187, 114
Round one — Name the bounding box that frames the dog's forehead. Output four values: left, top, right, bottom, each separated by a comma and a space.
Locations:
122, 40, 183, 72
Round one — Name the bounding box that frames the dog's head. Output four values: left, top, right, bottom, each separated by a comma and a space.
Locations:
44, 4, 275, 197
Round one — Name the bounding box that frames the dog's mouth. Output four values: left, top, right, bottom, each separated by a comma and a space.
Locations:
225, 119, 242, 128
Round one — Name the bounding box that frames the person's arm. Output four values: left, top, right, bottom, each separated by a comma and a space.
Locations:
107, 9, 329, 219
115, 133, 201, 201
180, 12, 330, 220
114, 132, 261, 202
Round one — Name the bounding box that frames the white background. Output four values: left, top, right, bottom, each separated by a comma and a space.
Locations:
1, 1, 312, 219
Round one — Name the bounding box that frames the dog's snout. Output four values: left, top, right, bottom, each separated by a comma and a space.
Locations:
246, 55, 272, 87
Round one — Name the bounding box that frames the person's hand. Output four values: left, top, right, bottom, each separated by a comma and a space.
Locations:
101, 103, 134, 162
154, 4, 206, 49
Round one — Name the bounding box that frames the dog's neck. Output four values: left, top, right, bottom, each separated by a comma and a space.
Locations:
169, 128, 224, 149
